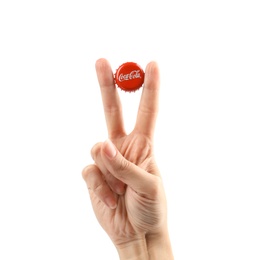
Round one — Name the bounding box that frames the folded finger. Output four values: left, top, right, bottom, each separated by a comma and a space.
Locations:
91, 142, 126, 195
82, 164, 117, 209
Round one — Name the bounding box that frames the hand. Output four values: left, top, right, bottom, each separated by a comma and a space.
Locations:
82, 59, 173, 259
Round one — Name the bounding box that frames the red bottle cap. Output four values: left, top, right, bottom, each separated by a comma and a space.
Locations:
114, 62, 145, 92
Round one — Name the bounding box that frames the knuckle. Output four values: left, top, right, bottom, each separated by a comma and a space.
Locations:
91, 142, 102, 160
92, 180, 105, 193
149, 177, 162, 198
81, 164, 96, 180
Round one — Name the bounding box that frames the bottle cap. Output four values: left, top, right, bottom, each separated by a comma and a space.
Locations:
114, 62, 145, 92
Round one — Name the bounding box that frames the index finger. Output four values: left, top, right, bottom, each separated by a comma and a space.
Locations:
134, 61, 160, 137
95, 58, 125, 139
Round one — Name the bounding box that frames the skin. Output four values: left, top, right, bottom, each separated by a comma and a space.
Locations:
82, 58, 174, 259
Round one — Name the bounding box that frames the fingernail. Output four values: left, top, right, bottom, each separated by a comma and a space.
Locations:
116, 184, 126, 195
105, 197, 117, 209
104, 139, 117, 158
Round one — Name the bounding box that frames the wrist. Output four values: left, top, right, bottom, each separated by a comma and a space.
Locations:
146, 228, 174, 260
116, 236, 149, 260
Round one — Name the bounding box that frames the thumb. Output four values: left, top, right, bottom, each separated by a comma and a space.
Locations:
101, 139, 158, 197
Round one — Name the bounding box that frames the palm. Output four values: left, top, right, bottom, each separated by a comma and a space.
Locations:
87, 59, 164, 245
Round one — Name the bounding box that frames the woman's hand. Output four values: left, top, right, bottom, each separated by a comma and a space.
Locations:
82, 59, 173, 259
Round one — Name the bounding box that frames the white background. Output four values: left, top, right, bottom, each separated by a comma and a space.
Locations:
0, 0, 260, 259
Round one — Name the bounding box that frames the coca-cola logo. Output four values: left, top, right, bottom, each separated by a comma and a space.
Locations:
118, 70, 141, 82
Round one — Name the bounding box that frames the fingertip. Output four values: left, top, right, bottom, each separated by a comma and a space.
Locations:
95, 58, 110, 70
144, 61, 160, 90
95, 57, 106, 65
146, 61, 159, 74
105, 196, 118, 209
102, 139, 117, 159
95, 58, 114, 87
115, 183, 126, 195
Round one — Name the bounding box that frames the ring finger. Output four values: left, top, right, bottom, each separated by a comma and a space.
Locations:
91, 142, 126, 195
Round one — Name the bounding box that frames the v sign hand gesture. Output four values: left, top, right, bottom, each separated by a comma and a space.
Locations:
82, 58, 174, 260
